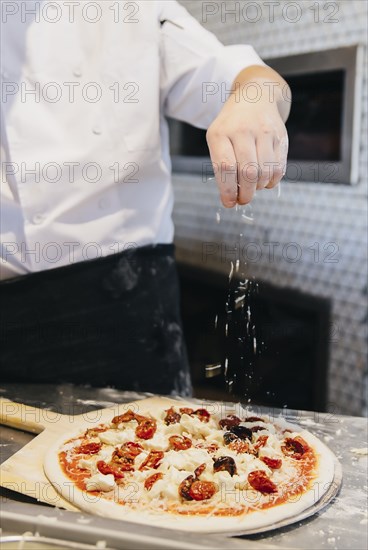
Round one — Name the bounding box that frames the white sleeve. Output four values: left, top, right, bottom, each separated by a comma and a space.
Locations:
158, 1, 266, 129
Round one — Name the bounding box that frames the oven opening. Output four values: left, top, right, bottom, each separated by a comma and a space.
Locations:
179, 265, 331, 412
285, 69, 345, 162
169, 45, 361, 184
169, 69, 345, 162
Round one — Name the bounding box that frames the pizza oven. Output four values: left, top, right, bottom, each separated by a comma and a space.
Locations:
170, 45, 363, 185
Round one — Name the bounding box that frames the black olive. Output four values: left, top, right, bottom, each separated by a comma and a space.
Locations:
229, 425, 252, 440
178, 475, 195, 500
219, 415, 241, 430
223, 431, 238, 445
250, 426, 265, 433
213, 456, 237, 477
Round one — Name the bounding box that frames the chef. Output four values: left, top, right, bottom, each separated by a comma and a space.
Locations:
0, 1, 290, 395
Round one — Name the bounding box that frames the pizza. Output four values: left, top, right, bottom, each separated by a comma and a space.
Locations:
44, 398, 337, 533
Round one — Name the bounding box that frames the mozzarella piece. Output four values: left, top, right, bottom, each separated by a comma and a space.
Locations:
205, 431, 224, 445
213, 470, 245, 493
97, 447, 114, 463
85, 473, 115, 492
145, 468, 191, 502
61, 439, 82, 452
143, 433, 168, 451
160, 475, 185, 501
78, 458, 97, 473
258, 435, 283, 458
161, 448, 212, 472
163, 423, 183, 435
179, 415, 216, 437
146, 478, 166, 499
134, 451, 150, 470
98, 428, 135, 446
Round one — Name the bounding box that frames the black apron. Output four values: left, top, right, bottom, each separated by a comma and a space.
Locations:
0, 244, 192, 396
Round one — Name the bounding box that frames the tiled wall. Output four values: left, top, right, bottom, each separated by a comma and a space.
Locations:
172, 1, 368, 416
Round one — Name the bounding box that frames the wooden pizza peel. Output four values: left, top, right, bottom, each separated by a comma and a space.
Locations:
0, 395, 179, 511
0, 394, 343, 537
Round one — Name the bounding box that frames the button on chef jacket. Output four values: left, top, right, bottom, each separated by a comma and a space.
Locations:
0, 0, 265, 280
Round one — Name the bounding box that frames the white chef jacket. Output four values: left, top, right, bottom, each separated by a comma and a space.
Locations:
0, 0, 265, 280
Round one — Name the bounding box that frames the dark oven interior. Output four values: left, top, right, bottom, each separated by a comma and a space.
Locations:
178, 264, 331, 412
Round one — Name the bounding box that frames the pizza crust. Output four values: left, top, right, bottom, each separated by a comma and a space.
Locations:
43, 398, 337, 534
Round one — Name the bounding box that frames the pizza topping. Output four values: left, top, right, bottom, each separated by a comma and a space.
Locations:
111, 443, 144, 471
194, 463, 207, 478
194, 409, 211, 423
84, 427, 107, 437
112, 409, 143, 424
178, 475, 195, 501
169, 435, 192, 451
164, 407, 181, 425
223, 432, 238, 445
229, 425, 253, 441
178, 460, 213, 501
97, 460, 114, 476
75, 442, 102, 455
135, 419, 157, 440
250, 426, 266, 433
188, 480, 217, 501
111, 449, 135, 471
248, 470, 277, 494
228, 440, 251, 454
253, 435, 269, 451
112, 411, 158, 440
281, 437, 309, 460
85, 472, 115, 492
179, 407, 194, 416
97, 460, 125, 479
194, 442, 219, 454
260, 457, 282, 469
219, 415, 241, 430
139, 450, 164, 470
179, 407, 211, 423
144, 472, 163, 491
205, 443, 219, 454
213, 456, 237, 476
113, 445, 133, 459
243, 416, 264, 423
122, 441, 144, 458
200, 442, 219, 454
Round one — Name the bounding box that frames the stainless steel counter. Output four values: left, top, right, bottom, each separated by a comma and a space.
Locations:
0, 383, 367, 550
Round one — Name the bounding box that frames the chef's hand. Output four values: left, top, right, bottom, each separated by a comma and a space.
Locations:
206, 65, 291, 207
